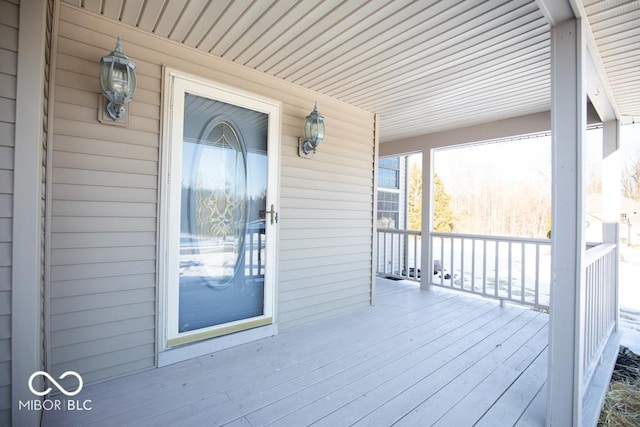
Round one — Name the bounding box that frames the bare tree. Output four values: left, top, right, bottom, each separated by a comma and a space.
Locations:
623, 158, 640, 202
439, 163, 550, 238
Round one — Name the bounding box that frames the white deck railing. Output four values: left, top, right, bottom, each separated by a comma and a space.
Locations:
430, 232, 551, 309
376, 229, 551, 309
376, 229, 421, 280
581, 242, 618, 389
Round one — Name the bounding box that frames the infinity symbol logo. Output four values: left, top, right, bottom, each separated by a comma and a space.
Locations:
28, 371, 84, 397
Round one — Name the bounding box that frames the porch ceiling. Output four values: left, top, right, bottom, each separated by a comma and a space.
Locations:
63, 0, 639, 143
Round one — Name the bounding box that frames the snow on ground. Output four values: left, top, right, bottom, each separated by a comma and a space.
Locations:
619, 247, 640, 354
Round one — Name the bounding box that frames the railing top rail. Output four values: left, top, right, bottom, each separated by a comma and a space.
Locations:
377, 228, 421, 236
585, 242, 617, 266
430, 231, 551, 245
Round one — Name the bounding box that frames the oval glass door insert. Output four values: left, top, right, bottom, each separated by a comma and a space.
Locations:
178, 93, 267, 334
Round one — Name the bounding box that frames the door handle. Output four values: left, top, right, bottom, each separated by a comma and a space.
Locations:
267, 204, 279, 225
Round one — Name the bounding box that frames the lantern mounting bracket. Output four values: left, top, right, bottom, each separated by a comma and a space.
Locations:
98, 95, 130, 126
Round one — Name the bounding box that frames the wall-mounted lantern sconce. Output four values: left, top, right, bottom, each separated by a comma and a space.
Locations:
299, 101, 325, 158
100, 36, 137, 121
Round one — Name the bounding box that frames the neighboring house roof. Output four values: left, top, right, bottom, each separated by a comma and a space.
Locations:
586, 193, 640, 223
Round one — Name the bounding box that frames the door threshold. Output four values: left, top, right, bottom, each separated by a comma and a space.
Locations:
158, 324, 278, 367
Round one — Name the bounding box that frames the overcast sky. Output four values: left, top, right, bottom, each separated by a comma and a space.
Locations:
419, 122, 640, 191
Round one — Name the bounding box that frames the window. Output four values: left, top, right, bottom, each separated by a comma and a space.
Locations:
377, 191, 399, 228
378, 157, 400, 189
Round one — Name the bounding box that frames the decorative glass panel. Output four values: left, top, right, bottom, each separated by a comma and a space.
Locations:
178, 94, 268, 333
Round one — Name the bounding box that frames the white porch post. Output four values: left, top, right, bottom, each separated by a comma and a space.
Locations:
602, 120, 620, 332
12, 1, 47, 426
547, 18, 586, 427
420, 149, 433, 291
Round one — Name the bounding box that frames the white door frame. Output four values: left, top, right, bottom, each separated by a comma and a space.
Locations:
158, 68, 280, 363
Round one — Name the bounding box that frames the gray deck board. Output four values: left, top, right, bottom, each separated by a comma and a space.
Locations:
350, 309, 539, 427
44, 278, 548, 427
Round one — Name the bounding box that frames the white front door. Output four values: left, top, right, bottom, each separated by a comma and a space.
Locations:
161, 70, 280, 349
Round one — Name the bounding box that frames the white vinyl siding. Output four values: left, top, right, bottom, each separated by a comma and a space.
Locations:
49, 4, 375, 384
0, 0, 18, 423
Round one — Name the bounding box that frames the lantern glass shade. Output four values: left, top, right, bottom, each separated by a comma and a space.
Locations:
100, 37, 137, 120
300, 102, 325, 155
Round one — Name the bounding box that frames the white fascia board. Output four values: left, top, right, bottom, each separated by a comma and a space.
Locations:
379, 111, 551, 157
535, 0, 575, 26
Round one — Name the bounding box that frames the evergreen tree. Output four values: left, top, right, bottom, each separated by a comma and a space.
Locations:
433, 173, 454, 232
407, 164, 422, 231
407, 165, 453, 232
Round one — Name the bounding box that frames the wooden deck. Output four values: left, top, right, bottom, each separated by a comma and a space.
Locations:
44, 278, 549, 426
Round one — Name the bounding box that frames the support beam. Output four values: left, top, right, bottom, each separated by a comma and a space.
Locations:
585, 55, 617, 123
535, 0, 574, 26
547, 18, 586, 427
12, 1, 47, 426
602, 120, 620, 331
420, 150, 433, 291
379, 111, 551, 157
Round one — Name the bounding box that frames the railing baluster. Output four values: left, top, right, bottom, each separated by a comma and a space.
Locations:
250, 230, 255, 276
393, 232, 397, 277
535, 243, 540, 306
450, 237, 455, 288
483, 239, 487, 296
461, 238, 465, 290
471, 238, 476, 292
521, 242, 526, 303
494, 241, 499, 298
390, 232, 395, 276
403, 232, 408, 279
440, 236, 445, 286
400, 233, 405, 278
507, 241, 512, 301
415, 234, 419, 279
258, 230, 263, 276
382, 232, 387, 275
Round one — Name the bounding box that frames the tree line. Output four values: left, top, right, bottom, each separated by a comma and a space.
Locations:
405, 125, 640, 239
407, 162, 551, 238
